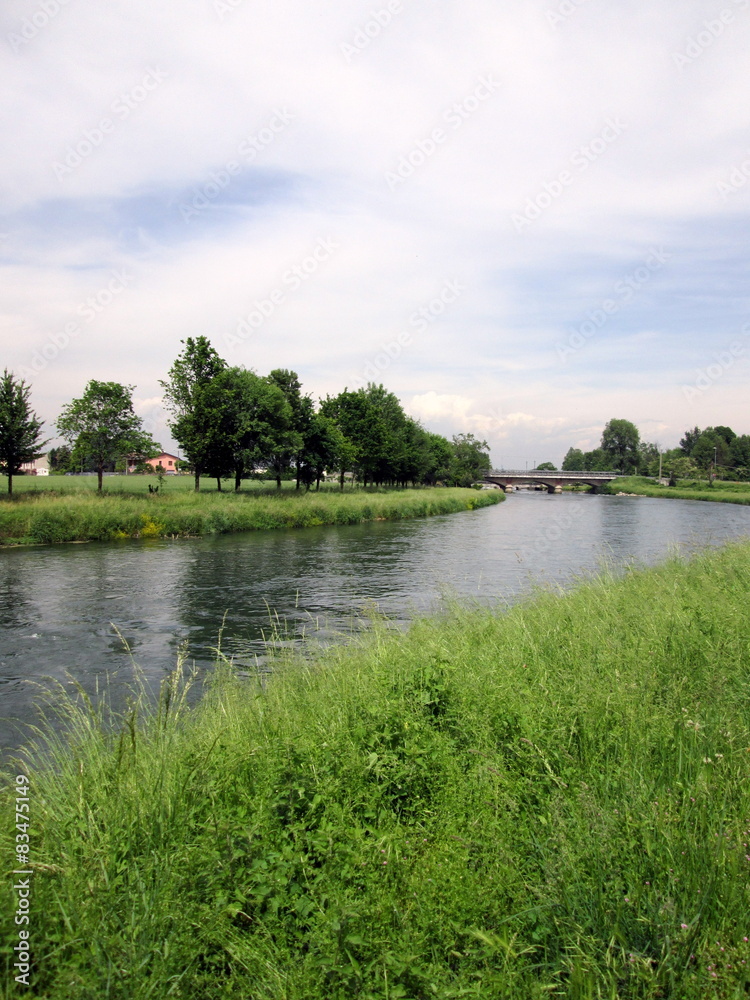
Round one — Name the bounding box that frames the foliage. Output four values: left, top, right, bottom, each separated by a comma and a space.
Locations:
3, 540, 750, 998
534, 461, 556, 471
601, 417, 640, 473
448, 432, 490, 486
561, 447, 585, 471
56, 381, 156, 492
0, 369, 47, 496
160, 336, 227, 490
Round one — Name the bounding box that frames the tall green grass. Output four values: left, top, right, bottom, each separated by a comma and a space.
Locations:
0, 488, 501, 546
605, 476, 750, 505
2, 541, 750, 998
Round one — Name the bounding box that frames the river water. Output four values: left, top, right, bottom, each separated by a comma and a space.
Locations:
2, 492, 750, 752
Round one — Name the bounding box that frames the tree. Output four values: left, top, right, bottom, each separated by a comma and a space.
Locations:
56, 381, 156, 491
582, 448, 616, 471
601, 418, 640, 473
561, 447, 585, 471
48, 445, 73, 474
692, 429, 730, 480
535, 461, 556, 471
679, 427, 701, 456
210, 368, 292, 491
160, 337, 227, 491
449, 433, 490, 486
729, 434, 750, 478
0, 370, 48, 496
637, 441, 660, 477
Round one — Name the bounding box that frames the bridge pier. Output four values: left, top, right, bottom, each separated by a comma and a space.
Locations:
546, 484, 563, 494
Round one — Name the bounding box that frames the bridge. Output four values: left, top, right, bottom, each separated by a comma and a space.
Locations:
484, 470, 624, 494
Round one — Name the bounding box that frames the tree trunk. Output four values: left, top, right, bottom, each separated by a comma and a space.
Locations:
216, 476, 222, 492
194, 471, 200, 492
234, 470, 242, 492
97, 464, 104, 492
339, 469, 344, 491
7, 472, 12, 496
276, 473, 281, 489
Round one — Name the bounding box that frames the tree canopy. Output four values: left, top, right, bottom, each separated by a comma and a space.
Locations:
0, 369, 48, 495
56, 381, 158, 491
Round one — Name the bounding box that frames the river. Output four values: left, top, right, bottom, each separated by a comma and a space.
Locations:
2, 492, 750, 752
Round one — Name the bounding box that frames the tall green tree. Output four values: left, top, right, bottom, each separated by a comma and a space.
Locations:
210, 368, 292, 491
449, 433, 490, 486
679, 427, 701, 455
0, 369, 48, 496
264, 369, 305, 489
601, 418, 640, 473
56, 381, 156, 492
729, 434, 750, 477
160, 337, 227, 491
561, 447, 585, 471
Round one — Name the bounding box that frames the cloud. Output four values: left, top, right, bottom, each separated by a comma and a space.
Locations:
2, 0, 750, 463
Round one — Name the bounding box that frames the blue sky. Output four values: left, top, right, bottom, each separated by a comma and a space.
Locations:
1, 0, 749, 467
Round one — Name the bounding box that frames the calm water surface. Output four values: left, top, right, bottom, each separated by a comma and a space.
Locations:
2, 492, 750, 751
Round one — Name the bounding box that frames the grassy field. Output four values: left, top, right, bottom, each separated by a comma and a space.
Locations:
0, 485, 501, 546
604, 476, 750, 505
0, 474, 307, 495
2, 540, 750, 998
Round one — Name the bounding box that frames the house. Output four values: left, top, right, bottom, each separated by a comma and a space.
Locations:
20, 455, 49, 476
146, 452, 180, 474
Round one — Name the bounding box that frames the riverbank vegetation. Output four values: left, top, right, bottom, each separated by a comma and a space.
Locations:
604, 475, 750, 505
0, 486, 502, 546
3, 540, 750, 998
561, 420, 750, 482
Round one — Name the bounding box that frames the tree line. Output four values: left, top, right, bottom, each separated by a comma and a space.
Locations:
0, 340, 491, 494
560, 419, 750, 481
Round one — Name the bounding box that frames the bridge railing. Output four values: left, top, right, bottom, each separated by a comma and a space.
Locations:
487, 470, 626, 478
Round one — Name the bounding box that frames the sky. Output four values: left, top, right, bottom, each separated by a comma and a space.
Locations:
1, 0, 749, 469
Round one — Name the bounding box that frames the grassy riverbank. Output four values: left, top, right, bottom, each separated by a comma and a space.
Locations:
604, 475, 750, 505
3, 541, 750, 998
0, 487, 501, 546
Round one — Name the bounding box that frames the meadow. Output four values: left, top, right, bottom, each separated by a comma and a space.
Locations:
0, 481, 501, 546
2, 539, 749, 998
604, 476, 750, 505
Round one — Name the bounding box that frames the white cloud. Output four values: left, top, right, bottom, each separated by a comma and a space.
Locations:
2, 0, 750, 464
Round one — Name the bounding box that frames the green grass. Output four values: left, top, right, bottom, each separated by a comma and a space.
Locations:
604, 476, 750, 505
2, 541, 750, 998
0, 474, 305, 495
0, 487, 502, 546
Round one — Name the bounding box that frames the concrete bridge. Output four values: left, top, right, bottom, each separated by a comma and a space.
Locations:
484, 470, 624, 494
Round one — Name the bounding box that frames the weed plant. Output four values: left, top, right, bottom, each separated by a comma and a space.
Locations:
2, 541, 750, 997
